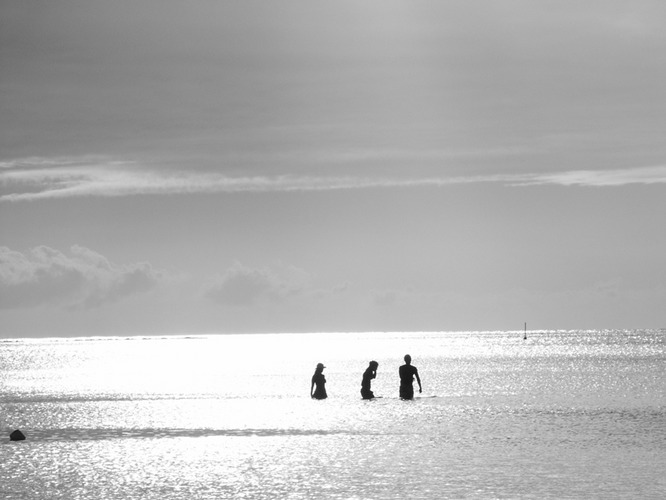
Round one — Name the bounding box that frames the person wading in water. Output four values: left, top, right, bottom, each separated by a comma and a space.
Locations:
310, 363, 327, 399
361, 360, 379, 399
398, 354, 422, 400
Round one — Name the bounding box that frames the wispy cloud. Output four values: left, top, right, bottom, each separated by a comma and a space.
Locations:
2, 157, 665, 202
510, 165, 666, 187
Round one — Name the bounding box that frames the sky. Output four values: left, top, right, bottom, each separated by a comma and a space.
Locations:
1, 0, 665, 337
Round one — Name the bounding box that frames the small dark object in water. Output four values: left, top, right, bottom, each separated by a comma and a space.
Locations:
10, 429, 26, 441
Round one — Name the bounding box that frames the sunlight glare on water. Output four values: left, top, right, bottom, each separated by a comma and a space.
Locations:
1, 330, 665, 499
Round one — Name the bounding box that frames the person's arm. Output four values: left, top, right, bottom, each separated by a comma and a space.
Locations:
415, 368, 422, 393
311, 377, 315, 397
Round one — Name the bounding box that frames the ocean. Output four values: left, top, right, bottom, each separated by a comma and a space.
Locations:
1, 330, 665, 499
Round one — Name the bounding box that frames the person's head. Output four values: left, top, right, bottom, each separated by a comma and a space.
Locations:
369, 360, 379, 370
316, 362, 325, 372
404, 354, 412, 364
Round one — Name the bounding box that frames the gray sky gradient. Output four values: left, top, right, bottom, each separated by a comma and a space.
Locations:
1, 0, 665, 336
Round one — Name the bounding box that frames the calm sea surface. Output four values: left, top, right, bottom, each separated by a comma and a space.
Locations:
1, 330, 665, 499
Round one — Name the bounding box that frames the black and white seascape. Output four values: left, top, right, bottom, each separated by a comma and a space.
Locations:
2, 1, 666, 499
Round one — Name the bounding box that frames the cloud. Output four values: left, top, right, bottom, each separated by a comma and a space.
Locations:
2, 156, 666, 202
204, 262, 305, 306
204, 262, 348, 307
371, 289, 400, 307
509, 165, 666, 187
0, 245, 165, 309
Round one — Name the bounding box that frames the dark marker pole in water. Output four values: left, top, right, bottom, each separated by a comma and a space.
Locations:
523, 322, 527, 340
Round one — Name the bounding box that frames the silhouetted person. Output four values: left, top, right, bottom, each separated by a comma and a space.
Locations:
311, 362, 327, 399
399, 354, 422, 400
361, 360, 379, 399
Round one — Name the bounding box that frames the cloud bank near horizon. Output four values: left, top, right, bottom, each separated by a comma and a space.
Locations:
2, 243, 664, 333
204, 261, 349, 308
2, 157, 666, 201
0, 245, 165, 309
0, 245, 348, 312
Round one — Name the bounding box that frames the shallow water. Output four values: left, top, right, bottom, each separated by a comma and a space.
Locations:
1, 330, 665, 499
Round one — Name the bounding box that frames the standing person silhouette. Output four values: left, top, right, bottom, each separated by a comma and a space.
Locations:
361, 360, 379, 399
399, 354, 422, 400
311, 363, 327, 399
